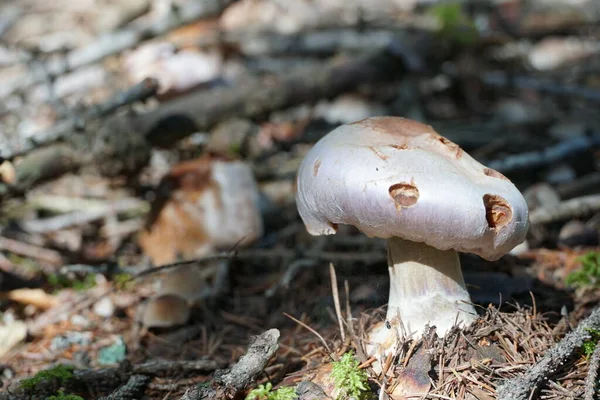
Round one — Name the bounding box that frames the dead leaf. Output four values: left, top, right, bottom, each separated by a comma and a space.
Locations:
390, 346, 432, 400
0, 160, 16, 184
0, 320, 27, 357
3, 288, 59, 309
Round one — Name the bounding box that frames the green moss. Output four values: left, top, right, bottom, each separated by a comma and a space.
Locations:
20, 364, 74, 390
47, 391, 84, 400
428, 2, 478, 46
331, 352, 370, 400
113, 272, 134, 289
47, 273, 96, 292
245, 382, 297, 400
582, 328, 600, 359
566, 251, 600, 289
229, 142, 242, 155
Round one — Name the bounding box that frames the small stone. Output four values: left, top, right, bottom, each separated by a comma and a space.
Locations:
523, 183, 561, 210
50, 331, 92, 352
93, 297, 115, 318
97, 337, 127, 366
70, 315, 89, 327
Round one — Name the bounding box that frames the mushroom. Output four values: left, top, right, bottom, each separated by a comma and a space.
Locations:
158, 266, 209, 304
140, 294, 190, 329
139, 155, 264, 265
295, 117, 529, 354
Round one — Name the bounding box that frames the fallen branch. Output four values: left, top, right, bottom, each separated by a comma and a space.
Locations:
0, 144, 82, 199
584, 340, 600, 400
0, 236, 63, 265
230, 29, 412, 58
20, 198, 148, 233
1, 48, 415, 199
136, 47, 413, 146
557, 172, 600, 200
180, 328, 281, 400
485, 134, 600, 174
133, 359, 224, 376
2, 358, 225, 400
97, 375, 149, 400
2, 0, 232, 100
479, 71, 600, 103
529, 194, 600, 224
496, 306, 600, 400
3, 78, 159, 160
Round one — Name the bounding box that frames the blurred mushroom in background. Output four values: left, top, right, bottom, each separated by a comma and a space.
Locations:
139, 293, 191, 329
139, 155, 263, 265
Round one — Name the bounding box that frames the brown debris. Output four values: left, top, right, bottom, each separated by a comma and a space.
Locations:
390, 346, 431, 399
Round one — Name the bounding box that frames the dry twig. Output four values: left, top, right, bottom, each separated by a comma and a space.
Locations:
497, 306, 600, 400
529, 194, 600, 225
3, 78, 160, 160
584, 340, 600, 400
330, 263, 346, 344
486, 134, 600, 174
2, 0, 232, 101
97, 375, 149, 400
180, 329, 280, 400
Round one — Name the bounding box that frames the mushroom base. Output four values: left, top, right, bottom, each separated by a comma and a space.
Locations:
367, 238, 477, 356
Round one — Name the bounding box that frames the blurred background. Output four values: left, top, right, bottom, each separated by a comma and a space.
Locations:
1, 0, 600, 398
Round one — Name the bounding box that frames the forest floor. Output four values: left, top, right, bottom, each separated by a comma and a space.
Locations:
1, 0, 600, 399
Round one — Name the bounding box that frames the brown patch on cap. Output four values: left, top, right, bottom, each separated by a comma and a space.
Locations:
483, 194, 513, 229
388, 144, 409, 150
351, 117, 465, 160
368, 146, 389, 161
389, 183, 420, 209
313, 159, 322, 177
483, 167, 510, 181
436, 136, 463, 158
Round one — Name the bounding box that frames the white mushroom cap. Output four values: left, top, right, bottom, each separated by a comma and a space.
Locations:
296, 117, 529, 261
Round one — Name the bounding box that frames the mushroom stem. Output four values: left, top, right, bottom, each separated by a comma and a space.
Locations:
368, 237, 477, 355
386, 237, 477, 336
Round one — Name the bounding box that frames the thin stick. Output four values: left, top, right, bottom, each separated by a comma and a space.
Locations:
497, 306, 600, 400
330, 263, 346, 343
529, 194, 600, 225
3, 78, 159, 160
282, 312, 332, 356
0, 236, 62, 265
584, 340, 600, 400
2, 0, 232, 103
